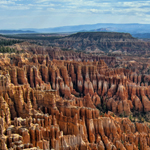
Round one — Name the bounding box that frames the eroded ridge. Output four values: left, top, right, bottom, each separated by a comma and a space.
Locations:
1, 53, 150, 150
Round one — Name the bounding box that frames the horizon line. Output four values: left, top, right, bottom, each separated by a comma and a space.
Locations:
1, 22, 150, 30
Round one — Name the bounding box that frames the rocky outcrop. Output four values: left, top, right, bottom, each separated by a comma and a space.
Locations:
1, 53, 150, 149
49, 32, 150, 55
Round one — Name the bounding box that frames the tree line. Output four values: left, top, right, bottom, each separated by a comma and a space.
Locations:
0, 39, 24, 53
0, 46, 15, 53
0, 39, 22, 46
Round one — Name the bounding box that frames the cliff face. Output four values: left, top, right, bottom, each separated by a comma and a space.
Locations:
10, 32, 150, 56
1, 53, 150, 150
49, 32, 150, 54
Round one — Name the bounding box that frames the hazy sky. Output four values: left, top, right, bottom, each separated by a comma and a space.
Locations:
0, 0, 150, 29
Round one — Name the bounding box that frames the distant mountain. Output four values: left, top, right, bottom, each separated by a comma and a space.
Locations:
132, 33, 150, 39
1, 23, 150, 39
90, 28, 110, 32
30, 23, 150, 35
0, 30, 36, 34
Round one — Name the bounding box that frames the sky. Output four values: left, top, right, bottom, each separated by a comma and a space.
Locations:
0, 0, 150, 29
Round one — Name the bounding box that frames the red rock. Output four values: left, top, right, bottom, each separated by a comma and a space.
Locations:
1, 53, 150, 150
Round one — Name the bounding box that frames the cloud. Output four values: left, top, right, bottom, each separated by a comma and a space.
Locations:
0, 0, 15, 5
1, 0, 150, 29
0, 0, 149, 19
1, 0, 150, 13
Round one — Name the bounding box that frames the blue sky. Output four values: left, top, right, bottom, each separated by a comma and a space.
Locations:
0, 0, 150, 29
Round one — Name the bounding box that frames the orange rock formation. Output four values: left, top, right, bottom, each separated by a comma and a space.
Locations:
0, 53, 150, 150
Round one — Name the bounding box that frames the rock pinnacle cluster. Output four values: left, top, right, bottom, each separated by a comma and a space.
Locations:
0, 52, 150, 150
